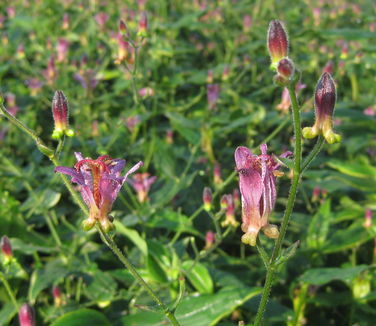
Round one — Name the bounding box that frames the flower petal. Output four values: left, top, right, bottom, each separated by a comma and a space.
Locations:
235, 146, 253, 170
54, 166, 84, 185
120, 161, 144, 185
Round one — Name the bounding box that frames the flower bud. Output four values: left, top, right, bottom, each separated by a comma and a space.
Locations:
1, 235, 12, 262
220, 194, 229, 210
137, 11, 148, 37
203, 187, 213, 211
221, 195, 239, 228
119, 19, 127, 34
277, 58, 295, 80
302, 72, 341, 144
18, 304, 35, 326
267, 20, 289, 67
213, 162, 222, 185
364, 208, 372, 228
52, 90, 74, 139
204, 231, 215, 249
52, 286, 62, 307
262, 224, 279, 239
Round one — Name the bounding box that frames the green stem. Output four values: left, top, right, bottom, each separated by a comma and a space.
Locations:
0, 272, 19, 310
44, 212, 62, 247
253, 85, 302, 326
301, 135, 324, 173
96, 225, 180, 326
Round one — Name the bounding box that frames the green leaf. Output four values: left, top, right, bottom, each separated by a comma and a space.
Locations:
306, 199, 331, 249
0, 303, 17, 326
275, 240, 300, 267
165, 112, 200, 145
115, 221, 147, 256
182, 260, 213, 294
299, 265, 369, 285
120, 286, 262, 326
323, 221, 375, 254
327, 160, 376, 179
21, 188, 61, 215
28, 260, 69, 302
50, 309, 111, 326
146, 240, 171, 283
148, 209, 199, 235
84, 270, 117, 303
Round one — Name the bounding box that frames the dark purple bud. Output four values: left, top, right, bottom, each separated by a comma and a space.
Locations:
267, 20, 289, 65
302, 72, 341, 144
52, 91, 74, 139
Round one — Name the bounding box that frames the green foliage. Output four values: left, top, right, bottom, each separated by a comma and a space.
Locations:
0, 0, 375, 325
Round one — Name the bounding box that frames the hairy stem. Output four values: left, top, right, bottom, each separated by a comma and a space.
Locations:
97, 226, 181, 326
253, 85, 302, 326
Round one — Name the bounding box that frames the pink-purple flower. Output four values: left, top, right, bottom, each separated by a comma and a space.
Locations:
129, 173, 157, 203
235, 144, 291, 246
55, 153, 143, 232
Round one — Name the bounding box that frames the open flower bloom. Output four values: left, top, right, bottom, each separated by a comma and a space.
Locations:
235, 144, 292, 246
55, 153, 143, 232
129, 173, 157, 203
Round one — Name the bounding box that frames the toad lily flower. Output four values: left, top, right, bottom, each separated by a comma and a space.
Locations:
55, 153, 143, 232
235, 144, 292, 246
129, 173, 157, 203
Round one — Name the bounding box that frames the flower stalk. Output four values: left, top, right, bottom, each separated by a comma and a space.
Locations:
253, 84, 303, 326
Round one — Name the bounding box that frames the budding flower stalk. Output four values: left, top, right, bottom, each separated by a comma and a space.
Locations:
267, 20, 289, 68
52, 91, 74, 139
302, 72, 341, 144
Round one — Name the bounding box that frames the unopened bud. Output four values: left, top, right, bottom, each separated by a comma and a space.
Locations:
52, 90, 74, 139
82, 218, 96, 231
262, 224, 279, 239
1, 236, 12, 261
302, 72, 341, 144
52, 286, 62, 307
205, 231, 215, 249
364, 208, 372, 228
18, 304, 35, 326
203, 187, 213, 211
213, 162, 222, 185
277, 58, 295, 80
137, 11, 148, 37
119, 19, 127, 34
220, 194, 229, 210
267, 20, 289, 67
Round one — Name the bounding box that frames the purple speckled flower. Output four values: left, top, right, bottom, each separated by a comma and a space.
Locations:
55, 153, 143, 231
235, 144, 292, 246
